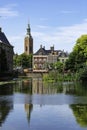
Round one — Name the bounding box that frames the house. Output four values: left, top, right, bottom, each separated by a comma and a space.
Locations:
58, 50, 69, 63
0, 27, 14, 73
33, 45, 69, 72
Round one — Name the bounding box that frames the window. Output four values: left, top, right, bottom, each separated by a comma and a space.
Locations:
26, 46, 27, 51
62, 59, 64, 62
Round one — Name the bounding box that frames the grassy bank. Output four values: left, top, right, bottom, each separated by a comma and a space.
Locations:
43, 71, 79, 82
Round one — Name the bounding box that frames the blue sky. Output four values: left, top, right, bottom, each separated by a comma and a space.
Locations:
0, 0, 87, 54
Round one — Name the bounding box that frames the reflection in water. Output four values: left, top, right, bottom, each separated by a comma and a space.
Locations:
1, 79, 87, 129
70, 104, 87, 127
0, 84, 13, 127
32, 78, 63, 94
13, 79, 87, 96
63, 82, 87, 96
0, 84, 13, 95
25, 104, 33, 123
14, 79, 32, 94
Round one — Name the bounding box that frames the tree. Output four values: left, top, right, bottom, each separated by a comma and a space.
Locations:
13, 53, 32, 68
65, 35, 87, 72
53, 61, 63, 73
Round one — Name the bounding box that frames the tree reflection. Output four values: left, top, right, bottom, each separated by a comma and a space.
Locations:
70, 104, 87, 127
13, 78, 87, 96
63, 82, 87, 96
13, 79, 32, 94
0, 84, 13, 95
13, 78, 63, 94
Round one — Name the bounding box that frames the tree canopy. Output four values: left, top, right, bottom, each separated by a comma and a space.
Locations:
13, 53, 32, 68
65, 35, 87, 72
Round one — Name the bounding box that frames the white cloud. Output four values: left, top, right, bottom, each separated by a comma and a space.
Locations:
36, 25, 49, 29
0, 4, 19, 18
60, 10, 78, 14
9, 36, 22, 42
32, 19, 87, 53
8, 35, 24, 54
7, 19, 87, 54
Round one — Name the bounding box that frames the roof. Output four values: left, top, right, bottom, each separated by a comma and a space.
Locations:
34, 45, 69, 57
0, 28, 12, 46
34, 45, 61, 56
58, 51, 69, 57
34, 47, 48, 55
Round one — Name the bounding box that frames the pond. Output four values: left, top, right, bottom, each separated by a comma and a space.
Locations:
0, 78, 87, 130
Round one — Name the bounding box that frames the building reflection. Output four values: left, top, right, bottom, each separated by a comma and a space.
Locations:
70, 104, 87, 127
0, 79, 87, 128
0, 84, 13, 126
14, 78, 87, 96
14, 78, 63, 94
32, 78, 63, 94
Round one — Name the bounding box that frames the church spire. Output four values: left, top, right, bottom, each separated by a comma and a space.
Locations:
24, 22, 33, 55
27, 23, 31, 36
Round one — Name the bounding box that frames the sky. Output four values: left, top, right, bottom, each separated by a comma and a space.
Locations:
0, 0, 87, 54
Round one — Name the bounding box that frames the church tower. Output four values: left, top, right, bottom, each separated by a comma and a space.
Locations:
24, 24, 33, 55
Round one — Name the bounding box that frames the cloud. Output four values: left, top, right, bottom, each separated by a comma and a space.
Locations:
7, 19, 87, 54
8, 35, 24, 54
36, 25, 49, 29
0, 4, 19, 18
60, 10, 78, 14
32, 19, 87, 52
9, 36, 22, 42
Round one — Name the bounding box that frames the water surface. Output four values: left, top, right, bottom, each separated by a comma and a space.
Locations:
0, 78, 87, 130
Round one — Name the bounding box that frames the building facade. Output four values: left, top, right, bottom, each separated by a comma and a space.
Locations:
33, 45, 69, 72
24, 24, 33, 55
58, 50, 69, 63
0, 27, 13, 73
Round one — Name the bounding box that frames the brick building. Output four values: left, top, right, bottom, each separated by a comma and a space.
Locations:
0, 27, 13, 73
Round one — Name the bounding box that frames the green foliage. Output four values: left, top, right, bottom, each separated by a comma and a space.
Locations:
65, 52, 76, 72
43, 71, 77, 82
53, 61, 63, 72
78, 66, 87, 81
70, 104, 87, 127
13, 53, 32, 68
65, 35, 87, 72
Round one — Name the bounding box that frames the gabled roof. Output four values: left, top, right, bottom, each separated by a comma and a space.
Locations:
0, 28, 12, 46
58, 51, 69, 57
34, 47, 48, 55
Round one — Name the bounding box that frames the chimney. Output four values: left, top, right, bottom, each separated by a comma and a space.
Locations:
43, 46, 45, 49
50, 46, 54, 51
40, 44, 42, 48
